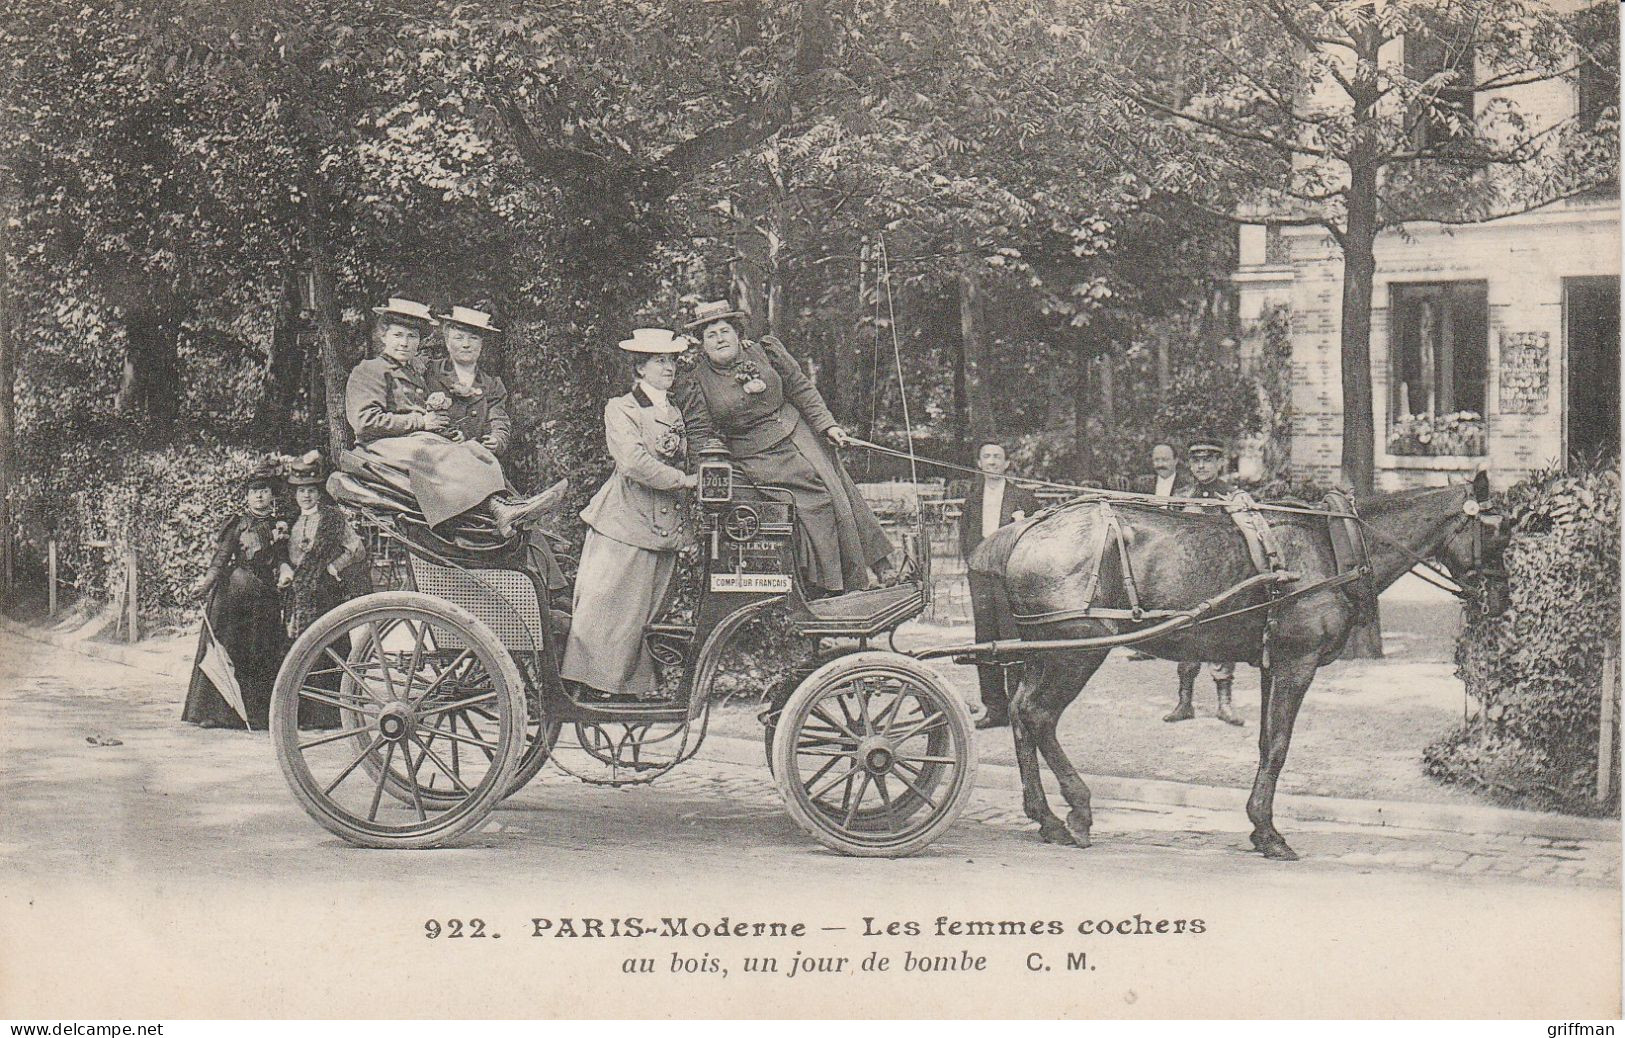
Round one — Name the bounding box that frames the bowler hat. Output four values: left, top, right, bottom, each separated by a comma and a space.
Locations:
684, 299, 749, 332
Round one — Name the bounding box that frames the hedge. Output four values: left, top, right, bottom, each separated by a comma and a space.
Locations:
1425, 460, 1622, 813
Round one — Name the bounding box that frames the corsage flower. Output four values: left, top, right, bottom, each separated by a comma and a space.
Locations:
446, 381, 484, 400
732, 361, 767, 395
425, 391, 452, 412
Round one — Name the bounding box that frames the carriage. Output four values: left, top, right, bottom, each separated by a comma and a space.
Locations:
267, 448, 978, 857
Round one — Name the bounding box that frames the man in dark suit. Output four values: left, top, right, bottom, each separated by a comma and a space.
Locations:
959, 441, 1041, 729
1167, 435, 1244, 726
1133, 443, 1192, 497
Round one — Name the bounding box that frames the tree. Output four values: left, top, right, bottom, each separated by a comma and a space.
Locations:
1090, 0, 1619, 491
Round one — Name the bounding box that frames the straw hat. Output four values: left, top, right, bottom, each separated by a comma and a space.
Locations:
436, 305, 501, 335
617, 328, 689, 354
683, 300, 749, 332
285, 451, 327, 487
370, 297, 437, 325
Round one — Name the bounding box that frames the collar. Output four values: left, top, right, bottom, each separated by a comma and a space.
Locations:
633, 382, 669, 408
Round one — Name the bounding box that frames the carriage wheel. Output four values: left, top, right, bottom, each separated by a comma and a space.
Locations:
771, 651, 977, 857
271, 591, 525, 849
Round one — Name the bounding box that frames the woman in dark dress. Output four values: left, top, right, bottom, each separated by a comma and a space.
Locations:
673, 300, 894, 596
182, 460, 292, 730
282, 452, 369, 728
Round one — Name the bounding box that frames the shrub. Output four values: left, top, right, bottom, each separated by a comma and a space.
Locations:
12, 428, 265, 623
1426, 459, 1622, 813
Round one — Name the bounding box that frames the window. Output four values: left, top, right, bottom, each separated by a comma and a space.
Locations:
1404, 18, 1475, 152
1388, 282, 1489, 457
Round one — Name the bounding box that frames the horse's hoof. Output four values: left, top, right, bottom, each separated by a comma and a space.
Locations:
1064, 811, 1093, 849
1251, 832, 1299, 860
1039, 822, 1080, 847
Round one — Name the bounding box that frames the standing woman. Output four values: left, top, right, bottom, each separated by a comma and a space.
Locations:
562, 328, 697, 699
183, 460, 292, 729
673, 300, 893, 596
283, 452, 369, 728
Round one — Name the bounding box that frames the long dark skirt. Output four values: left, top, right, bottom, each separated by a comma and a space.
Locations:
183, 568, 287, 730
287, 574, 350, 729
734, 417, 894, 594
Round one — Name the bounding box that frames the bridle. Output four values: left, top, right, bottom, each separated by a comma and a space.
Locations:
1345, 495, 1503, 604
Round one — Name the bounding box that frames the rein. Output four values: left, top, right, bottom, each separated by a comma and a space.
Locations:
845, 436, 1490, 601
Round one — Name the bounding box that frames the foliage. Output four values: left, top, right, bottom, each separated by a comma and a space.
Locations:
11, 430, 262, 620
1427, 460, 1622, 812
1386, 411, 1486, 458
1250, 303, 1294, 479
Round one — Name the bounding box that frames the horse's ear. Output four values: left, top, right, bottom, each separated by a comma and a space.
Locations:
1472, 468, 1490, 503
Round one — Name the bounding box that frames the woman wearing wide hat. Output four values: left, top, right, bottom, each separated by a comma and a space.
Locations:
182, 458, 292, 729
424, 305, 513, 452
344, 298, 563, 536
673, 300, 893, 596
561, 328, 698, 699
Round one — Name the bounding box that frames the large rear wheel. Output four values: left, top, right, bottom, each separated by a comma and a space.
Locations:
771, 651, 976, 857
271, 592, 525, 849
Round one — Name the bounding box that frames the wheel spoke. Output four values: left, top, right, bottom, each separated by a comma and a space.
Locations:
873, 687, 910, 733
423, 720, 501, 754
873, 773, 894, 810
793, 747, 861, 758
325, 647, 388, 704
411, 652, 480, 710
399, 740, 429, 822
804, 759, 862, 801
297, 724, 376, 751
855, 684, 873, 735
403, 620, 428, 702
888, 712, 949, 743
297, 687, 379, 715
323, 734, 388, 796
810, 705, 860, 741
891, 766, 941, 811
457, 710, 498, 762
409, 731, 475, 796
418, 690, 497, 719
800, 752, 845, 792
368, 622, 397, 699
367, 742, 396, 822
842, 773, 873, 829
896, 754, 959, 766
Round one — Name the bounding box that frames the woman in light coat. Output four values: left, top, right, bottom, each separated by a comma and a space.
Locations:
561, 328, 697, 699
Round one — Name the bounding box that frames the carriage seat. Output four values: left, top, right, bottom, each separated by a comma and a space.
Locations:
795, 582, 926, 639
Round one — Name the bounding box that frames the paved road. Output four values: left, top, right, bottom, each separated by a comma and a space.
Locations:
1, 628, 1619, 1018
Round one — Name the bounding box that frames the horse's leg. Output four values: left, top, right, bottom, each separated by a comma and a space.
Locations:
1030, 649, 1110, 847
1244, 653, 1318, 860
1009, 650, 1089, 847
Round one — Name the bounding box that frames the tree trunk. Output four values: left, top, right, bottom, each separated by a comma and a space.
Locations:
305, 241, 351, 458
114, 301, 183, 422
1072, 348, 1092, 481
957, 226, 996, 444
253, 267, 303, 447
1097, 352, 1116, 430
1339, 164, 1379, 496
1155, 328, 1170, 401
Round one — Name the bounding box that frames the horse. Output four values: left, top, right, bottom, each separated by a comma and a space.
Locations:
975, 472, 1501, 861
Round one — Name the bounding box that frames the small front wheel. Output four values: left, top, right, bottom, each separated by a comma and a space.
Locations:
771, 651, 976, 857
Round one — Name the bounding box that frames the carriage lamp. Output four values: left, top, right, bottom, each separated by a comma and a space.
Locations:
697, 445, 733, 504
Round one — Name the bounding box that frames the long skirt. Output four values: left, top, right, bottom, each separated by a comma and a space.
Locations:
285, 574, 350, 729
353, 432, 506, 527
734, 417, 893, 594
182, 567, 287, 729
560, 530, 677, 698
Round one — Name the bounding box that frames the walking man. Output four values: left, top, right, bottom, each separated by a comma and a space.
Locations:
960, 441, 1040, 729
1167, 435, 1245, 726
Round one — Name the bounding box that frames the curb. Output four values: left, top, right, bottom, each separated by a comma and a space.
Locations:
0, 614, 188, 677
4, 613, 1619, 844
694, 732, 1622, 844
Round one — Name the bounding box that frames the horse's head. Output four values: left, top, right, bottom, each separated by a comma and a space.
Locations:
1432, 471, 1511, 616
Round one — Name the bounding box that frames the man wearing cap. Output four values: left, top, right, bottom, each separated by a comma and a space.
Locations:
1167, 436, 1244, 725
